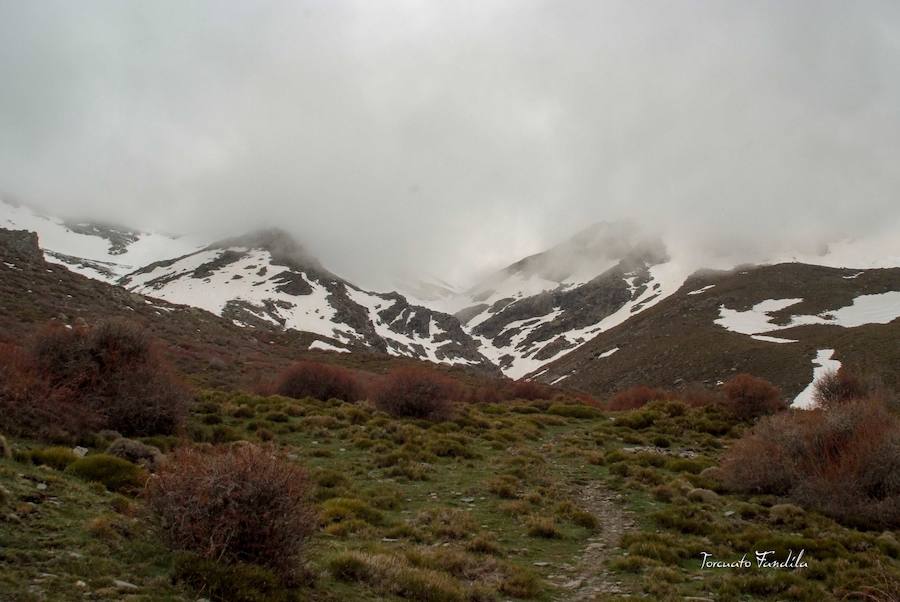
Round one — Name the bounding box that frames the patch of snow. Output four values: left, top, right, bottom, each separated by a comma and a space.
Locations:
687, 284, 716, 295
842, 271, 864, 280
716, 292, 900, 339
715, 298, 804, 335
309, 340, 349, 353
550, 373, 571, 385
805, 291, 900, 328
750, 335, 798, 344
792, 349, 841, 409
596, 347, 620, 358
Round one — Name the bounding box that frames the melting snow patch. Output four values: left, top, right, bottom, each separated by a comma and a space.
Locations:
550, 373, 572, 385
842, 272, 864, 280
792, 349, 841, 409
595, 347, 619, 358
715, 299, 804, 335
716, 292, 900, 342
687, 285, 716, 295
811, 291, 900, 327
309, 340, 349, 353
750, 335, 797, 344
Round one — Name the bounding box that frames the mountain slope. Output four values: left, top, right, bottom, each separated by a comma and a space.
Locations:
530, 262, 900, 399
450, 223, 689, 378
0, 199, 206, 281
0, 228, 501, 390
121, 229, 496, 370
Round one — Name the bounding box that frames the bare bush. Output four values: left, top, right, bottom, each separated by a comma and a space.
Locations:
0, 320, 189, 440
144, 444, 315, 578
0, 341, 99, 440
372, 367, 459, 420
507, 381, 550, 401
274, 361, 364, 402
722, 373, 786, 421
813, 367, 870, 408
607, 385, 675, 411
721, 399, 900, 529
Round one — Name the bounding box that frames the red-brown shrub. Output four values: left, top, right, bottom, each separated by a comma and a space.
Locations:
813, 367, 870, 408
144, 444, 314, 578
721, 399, 900, 529
722, 373, 786, 421
372, 367, 460, 420
678, 383, 725, 408
274, 361, 364, 403
507, 380, 550, 401
0, 341, 100, 440
468, 385, 502, 404
0, 320, 189, 440
607, 385, 675, 411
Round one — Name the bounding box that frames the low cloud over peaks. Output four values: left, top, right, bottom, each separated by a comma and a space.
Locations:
1, 1, 899, 288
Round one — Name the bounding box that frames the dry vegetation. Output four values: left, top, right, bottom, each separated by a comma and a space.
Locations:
0, 319, 189, 440
1, 319, 898, 601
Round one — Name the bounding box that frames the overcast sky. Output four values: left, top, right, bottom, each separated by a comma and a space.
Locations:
1, 1, 899, 288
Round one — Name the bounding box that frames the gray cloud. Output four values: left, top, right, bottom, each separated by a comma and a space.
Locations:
1, 1, 899, 288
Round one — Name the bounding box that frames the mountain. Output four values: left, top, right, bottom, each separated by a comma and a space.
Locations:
0, 198, 206, 281
120, 229, 496, 370
4, 197, 898, 394
0, 199, 496, 372
529, 262, 900, 400
0, 227, 500, 390
447, 223, 690, 378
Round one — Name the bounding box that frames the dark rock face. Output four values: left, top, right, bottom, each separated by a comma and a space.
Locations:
471, 257, 657, 363
64, 222, 141, 255
0, 229, 43, 264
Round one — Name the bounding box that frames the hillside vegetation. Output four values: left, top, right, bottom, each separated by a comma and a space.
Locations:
1, 322, 898, 601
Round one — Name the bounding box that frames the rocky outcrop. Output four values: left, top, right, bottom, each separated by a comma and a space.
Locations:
0, 229, 44, 264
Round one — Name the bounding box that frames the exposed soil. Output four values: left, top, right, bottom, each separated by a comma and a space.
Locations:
543, 438, 636, 600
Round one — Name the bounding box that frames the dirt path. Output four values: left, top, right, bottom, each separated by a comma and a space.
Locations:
542, 441, 636, 600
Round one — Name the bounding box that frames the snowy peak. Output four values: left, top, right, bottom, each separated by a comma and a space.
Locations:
209, 228, 333, 278
120, 230, 496, 370
0, 198, 206, 281
451, 222, 677, 378
476, 221, 666, 295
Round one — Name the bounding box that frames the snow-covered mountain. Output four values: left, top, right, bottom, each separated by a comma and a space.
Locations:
444, 223, 691, 378
120, 229, 495, 369
0, 199, 206, 281
5, 197, 898, 388
531, 262, 900, 400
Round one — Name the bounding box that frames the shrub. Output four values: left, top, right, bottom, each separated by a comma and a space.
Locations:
721, 399, 900, 529
0, 341, 100, 440
526, 515, 561, 538
813, 367, 869, 408
328, 551, 466, 602
320, 497, 384, 526
722, 374, 785, 422
608, 386, 674, 411
547, 403, 602, 419
507, 381, 550, 401
106, 438, 163, 471
372, 368, 459, 420
173, 553, 302, 602
0, 321, 189, 440
30, 446, 78, 470
274, 361, 363, 403
65, 454, 146, 492
144, 444, 315, 578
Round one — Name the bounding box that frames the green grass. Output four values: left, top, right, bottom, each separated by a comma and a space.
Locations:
1, 394, 897, 601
